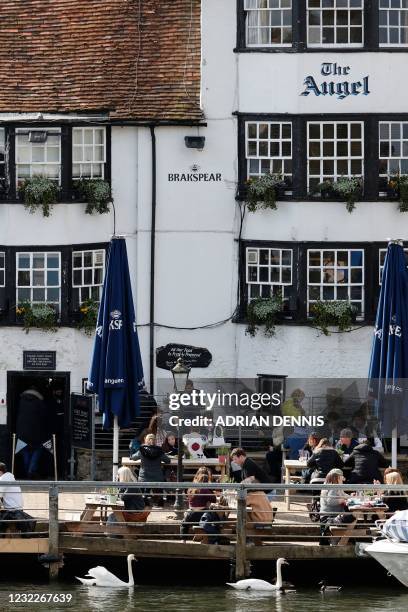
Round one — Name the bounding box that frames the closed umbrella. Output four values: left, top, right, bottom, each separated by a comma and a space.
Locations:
88, 237, 144, 479
368, 240, 408, 467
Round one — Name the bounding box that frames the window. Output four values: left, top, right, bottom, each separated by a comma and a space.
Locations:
0, 128, 5, 193
307, 248, 364, 316
72, 128, 106, 179
0, 252, 4, 287
246, 246, 293, 300
307, 0, 364, 47
379, 0, 408, 46
15, 128, 61, 184
72, 249, 105, 306
246, 121, 292, 184
379, 122, 408, 190
307, 121, 364, 192
16, 252, 61, 310
244, 0, 292, 46
379, 247, 408, 284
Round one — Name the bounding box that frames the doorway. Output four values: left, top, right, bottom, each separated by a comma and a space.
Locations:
7, 371, 70, 479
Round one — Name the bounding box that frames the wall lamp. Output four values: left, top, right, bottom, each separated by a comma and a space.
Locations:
184, 136, 205, 150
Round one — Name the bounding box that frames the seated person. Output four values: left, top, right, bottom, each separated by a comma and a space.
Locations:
0, 462, 35, 535
335, 428, 359, 456
180, 472, 216, 540
107, 466, 150, 525
162, 433, 178, 456
301, 433, 322, 483
199, 496, 230, 544
319, 468, 353, 546
343, 438, 389, 484
379, 468, 408, 515
306, 438, 343, 481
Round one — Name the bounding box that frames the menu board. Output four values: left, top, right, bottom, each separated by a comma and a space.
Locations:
71, 393, 94, 450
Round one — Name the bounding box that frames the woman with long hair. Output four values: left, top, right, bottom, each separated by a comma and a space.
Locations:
180, 471, 216, 540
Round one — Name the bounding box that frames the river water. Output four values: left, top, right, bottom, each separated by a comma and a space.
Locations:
1, 584, 408, 612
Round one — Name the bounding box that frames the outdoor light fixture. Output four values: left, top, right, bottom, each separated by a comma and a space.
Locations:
171, 357, 191, 392
29, 130, 48, 143
184, 136, 205, 150
171, 358, 191, 516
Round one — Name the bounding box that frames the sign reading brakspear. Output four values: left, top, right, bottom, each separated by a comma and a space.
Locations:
301, 62, 370, 100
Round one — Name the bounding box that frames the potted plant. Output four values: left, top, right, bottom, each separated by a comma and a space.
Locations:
74, 178, 112, 215
310, 300, 357, 336
245, 173, 287, 212
18, 176, 60, 217
217, 446, 230, 464
16, 301, 58, 333
77, 298, 99, 336
388, 176, 408, 212
314, 180, 335, 199
314, 177, 363, 212
245, 293, 283, 337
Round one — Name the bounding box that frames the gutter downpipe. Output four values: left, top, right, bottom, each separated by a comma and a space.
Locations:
149, 124, 157, 396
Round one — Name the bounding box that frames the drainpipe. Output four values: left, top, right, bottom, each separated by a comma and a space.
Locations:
149, 125, 157, 396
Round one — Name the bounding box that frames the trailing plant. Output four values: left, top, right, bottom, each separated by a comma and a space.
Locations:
388, 175, 408, 212
18, 176, 60, 217
246, 294, 283, 337
314, 177, 363, 213
77, 298, 99, 336
246, 173, 286, 212
75, 178, 112, 214
311, 300, 357, 336
16, 301, 58, 334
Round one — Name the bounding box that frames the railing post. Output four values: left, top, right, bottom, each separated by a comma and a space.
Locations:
48, 484, 60, 580
235, 487, 248, 581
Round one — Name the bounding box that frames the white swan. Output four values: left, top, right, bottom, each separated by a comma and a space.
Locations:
76, 554, 136, 587
226, 558, 289, 591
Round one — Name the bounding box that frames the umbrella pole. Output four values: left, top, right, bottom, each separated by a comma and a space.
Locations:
11, 433, 16, 474
113, 415, 119, 481
392, 425, 398, 467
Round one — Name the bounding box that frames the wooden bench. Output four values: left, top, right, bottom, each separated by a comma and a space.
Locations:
192, 525, 234, 544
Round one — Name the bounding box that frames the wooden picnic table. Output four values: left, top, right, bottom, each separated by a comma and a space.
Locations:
80, 495, 125, 523
122, 456, 228, 478
330, 501, 389, 546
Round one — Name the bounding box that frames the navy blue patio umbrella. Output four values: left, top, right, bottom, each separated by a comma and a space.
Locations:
368, 240, 408, 466
88, 237, 144, 478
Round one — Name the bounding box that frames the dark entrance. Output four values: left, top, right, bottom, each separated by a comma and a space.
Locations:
7, 371, 70, 479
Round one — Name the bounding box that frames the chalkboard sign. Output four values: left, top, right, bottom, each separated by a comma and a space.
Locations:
71, 393, 94, 450
156, 343, 212, 370
23, 350, 56, 371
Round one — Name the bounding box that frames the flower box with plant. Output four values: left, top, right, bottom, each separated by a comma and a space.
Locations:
77, 298, 99, 336
245, 173, 287, 212
388, 176, 408, 212
246, 293, 283, 337
217, 446, 230, 464
74, 178, 112, 215
314, 177, 363, 212
18, 176, 60, 217
310, 300, 357, 336
16, 301, 58, 334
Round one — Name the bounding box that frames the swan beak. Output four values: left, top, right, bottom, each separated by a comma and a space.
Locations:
283, 561, 289, 565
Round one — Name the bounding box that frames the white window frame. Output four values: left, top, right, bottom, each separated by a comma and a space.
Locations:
379, 121, 408, 186
244, 0, 292, 47
246, 121, 292, 182
379, 0, 408, 47
72, 127, 106, 179
0, 252, 5, 288
379, 247, 408, 285
307, 248, 364, 317
72, 249, 105, 304
0, 128, 5, 186
307, 0, 364, 48
307, 121, 364, 191
246, 246, 293, 302
16, 251, 61, 309
15, 127, 61, 185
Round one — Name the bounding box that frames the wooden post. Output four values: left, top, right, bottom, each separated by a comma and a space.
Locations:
235, 487, 248, 581
48, 484, 60, 580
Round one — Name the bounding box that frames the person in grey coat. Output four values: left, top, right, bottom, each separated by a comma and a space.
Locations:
131, 433, 171, 506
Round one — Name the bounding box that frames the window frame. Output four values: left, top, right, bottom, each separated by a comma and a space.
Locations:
16, 251, 62, 312
236, 0, 408, 52
72, 248, 106, 308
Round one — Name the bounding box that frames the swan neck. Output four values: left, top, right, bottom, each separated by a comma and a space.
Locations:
276, 561, 283, 588
127, 556, 134, 587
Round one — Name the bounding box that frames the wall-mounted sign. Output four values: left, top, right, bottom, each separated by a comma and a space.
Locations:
168, 164, 222, 182
156, 343, 212, 370
301, 62, 370, 100
23, 350, 56, 371
71, 393, 94, 450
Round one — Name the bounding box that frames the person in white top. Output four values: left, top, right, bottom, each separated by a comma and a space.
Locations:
0, 463, 23, 511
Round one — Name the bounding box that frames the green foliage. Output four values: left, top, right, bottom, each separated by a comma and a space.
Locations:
389, 176, 408, 212
18, 176, 60, 217
246, 173, 286, 212
311, 300, 357, 336
246, 294, 283, 337
75, 179, 112, 214
77, 298, 99, 336
16, 301, 58, 334
315, 177, 363, 212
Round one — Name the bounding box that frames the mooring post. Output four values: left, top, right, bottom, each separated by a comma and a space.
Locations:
48, 484, 60, 580
235, 487, 248, 580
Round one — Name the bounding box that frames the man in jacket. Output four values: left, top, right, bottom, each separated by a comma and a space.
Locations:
131, 433, 170, 506
335, 428, 359, 455
230, 448, 271, 484
343, 438, 389, 483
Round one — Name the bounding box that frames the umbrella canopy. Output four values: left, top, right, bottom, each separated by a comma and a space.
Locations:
368, 240, 408, 464
88, 237, 144, 432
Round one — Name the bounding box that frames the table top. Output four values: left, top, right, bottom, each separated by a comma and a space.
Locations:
85, 495, 124, 508
122, 457, 226, 466
284, 459, 309, 468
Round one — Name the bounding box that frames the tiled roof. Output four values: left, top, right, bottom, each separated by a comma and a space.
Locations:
0, 0, 202, 121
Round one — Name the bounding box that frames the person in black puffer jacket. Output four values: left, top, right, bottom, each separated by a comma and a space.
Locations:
306, 438, 344, 481
131, 433, 171, 506
343, 438, 389, 483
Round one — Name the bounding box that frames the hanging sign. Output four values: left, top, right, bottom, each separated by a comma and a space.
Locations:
156, 343, 213, 370
301, 62, 370, 100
